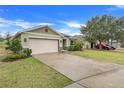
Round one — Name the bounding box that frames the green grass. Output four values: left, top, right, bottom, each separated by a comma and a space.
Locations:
71, 50, 124, 65
0, 57, 73, 88
0, 41, 6, 54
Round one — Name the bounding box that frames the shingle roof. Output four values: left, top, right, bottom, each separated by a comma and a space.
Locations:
12, 25, 62, 39
59, 33, 71, 38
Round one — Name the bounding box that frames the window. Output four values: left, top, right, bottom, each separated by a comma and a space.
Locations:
24, 38, 27, 42
45, 29, 48, 32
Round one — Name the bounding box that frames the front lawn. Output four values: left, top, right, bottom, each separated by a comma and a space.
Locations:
0, 41, 6, 54
0, 57, 73, 88
71, 50, 124, 65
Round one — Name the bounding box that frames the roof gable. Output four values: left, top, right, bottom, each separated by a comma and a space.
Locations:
24, 25, 61, 36
13, 25, 62, 39
13, 25, 70, 39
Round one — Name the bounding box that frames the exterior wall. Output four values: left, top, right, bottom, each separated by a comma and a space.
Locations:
28, 27, 59, 35
20, 25, 71, 52
29, 39, 59, 54
21, 33, 29, 48
63, 37, 71, 47
108, 40, 120, 48
59, 39, 63, 49
66, 38, 71, 47
83, 41, 90, 49
117, 43, 121, 48
21, 32, 63, 51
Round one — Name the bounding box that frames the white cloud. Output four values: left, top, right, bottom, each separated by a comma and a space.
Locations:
14, 19, 33, 29
70, 32, 81, 36
115, 5, 124, 9
0, 17, 54, 29
58, 28, 71, 34
59, 21, 83, 28
0, 30, 11, 37
14, 20, 54, 29
0, 18, 10, 27
11, 28, 22, 35
37, 23, 54, 26
0, 23, 9, 27
107, 5, 124, 11
65, 22, 81, 28
106, 7, 117, 11
58, 28, 81, 36
57, 20, 84, 36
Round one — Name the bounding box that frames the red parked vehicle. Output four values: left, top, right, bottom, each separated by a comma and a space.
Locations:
95, 44, 116, 50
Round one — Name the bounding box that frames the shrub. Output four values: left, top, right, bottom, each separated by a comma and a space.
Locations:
2, 53, 24, 62
9, 39, 22, 53
73, 41, 83, 51
6, 53, 23, 59
3, 38, 32, 61
63, 46, 68, 50
21, 48, 32, 57
68, 40, 83, 51
3, 48, 32, 62
68, 45, 74, 51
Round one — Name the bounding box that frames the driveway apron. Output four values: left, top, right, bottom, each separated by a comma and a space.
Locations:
34, 53, 124, 88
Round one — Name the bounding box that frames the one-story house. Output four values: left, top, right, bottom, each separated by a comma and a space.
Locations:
13, 25, 71, 54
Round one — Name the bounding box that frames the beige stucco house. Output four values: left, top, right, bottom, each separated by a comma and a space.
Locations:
13, 25, 71, 54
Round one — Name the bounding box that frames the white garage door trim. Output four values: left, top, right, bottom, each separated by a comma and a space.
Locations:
29, 38, 59, 54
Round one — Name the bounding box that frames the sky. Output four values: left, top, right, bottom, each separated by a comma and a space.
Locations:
0, 5, 124, 36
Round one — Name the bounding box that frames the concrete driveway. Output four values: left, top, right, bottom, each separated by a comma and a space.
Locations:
34, 53, 124, 88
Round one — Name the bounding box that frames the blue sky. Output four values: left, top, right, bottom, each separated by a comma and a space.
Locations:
0, 5, 124, 36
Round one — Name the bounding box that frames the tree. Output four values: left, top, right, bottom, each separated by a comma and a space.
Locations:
80, 17, 97, 48
107, 16, 124, 46
115, 17, 124, 42
81, 15, 108, 49
80, 15, 124, 49
5, 32, 11, 48
0, 32, 4, 42
9, 39, 22, 54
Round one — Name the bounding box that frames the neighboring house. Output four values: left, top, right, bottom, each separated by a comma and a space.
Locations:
108, 40, 121, 49
71, 35, 122, 49
13, 25, 71, 54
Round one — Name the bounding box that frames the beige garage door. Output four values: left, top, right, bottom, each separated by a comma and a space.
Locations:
29, 38, 58, 54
